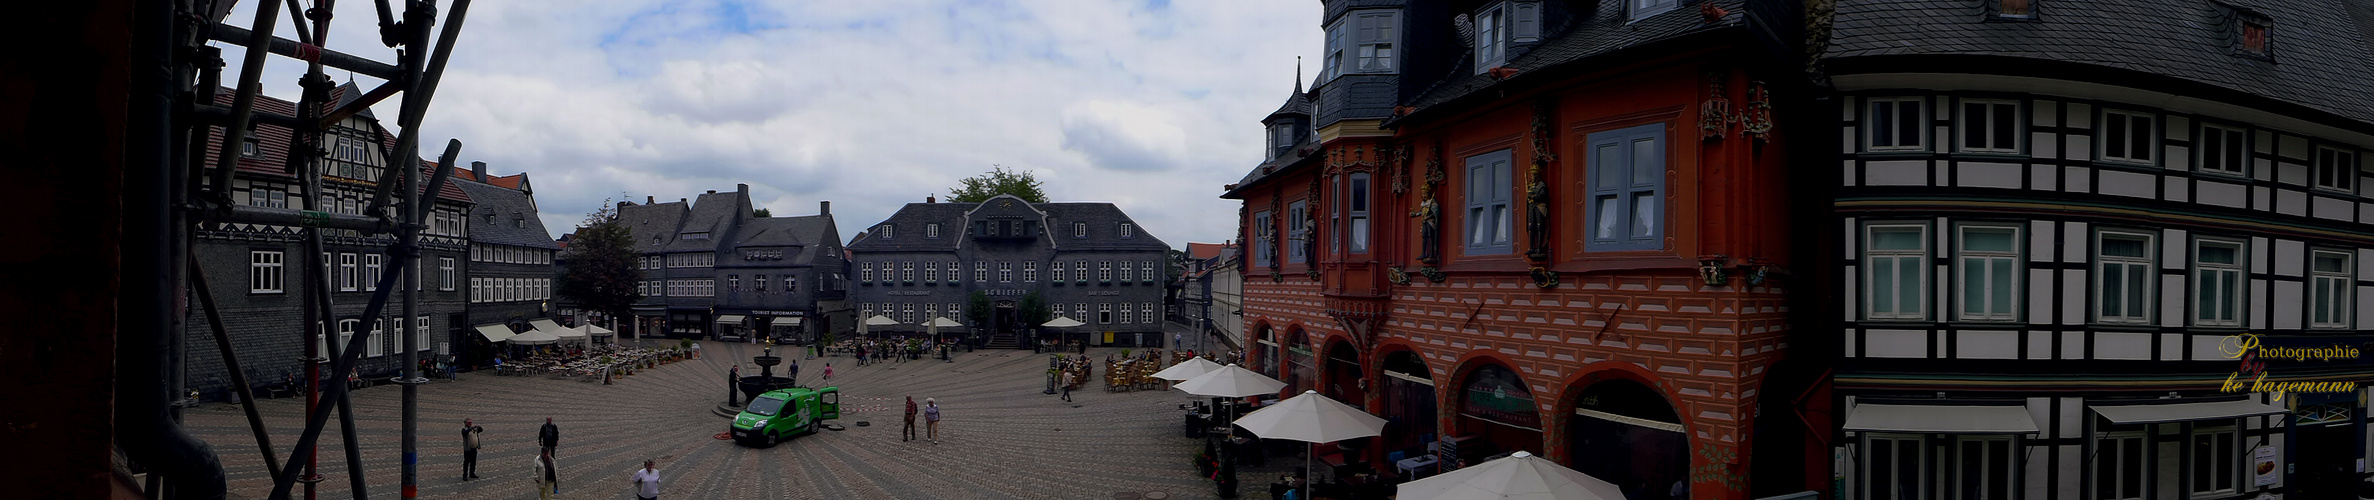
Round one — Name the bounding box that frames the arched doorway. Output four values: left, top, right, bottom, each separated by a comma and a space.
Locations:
1566, 379, 1689, 500
1284, 329, 1315, 395
1456, 363, 1543, 464
1380, 350, 1438, 457
1322, 339, 1360, 403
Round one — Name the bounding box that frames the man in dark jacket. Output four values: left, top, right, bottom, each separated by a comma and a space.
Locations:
460, 419, 484, 480
539, 417, 560, 457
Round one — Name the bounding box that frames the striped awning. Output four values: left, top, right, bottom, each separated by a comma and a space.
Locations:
2092, 399, 2288, 425
1844, 403, 2038, 434
769, 317, 802, 327
715, 314, 745, 325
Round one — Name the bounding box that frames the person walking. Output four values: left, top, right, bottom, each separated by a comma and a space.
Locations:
788, 359, 799, 387
539, 417, 561, 457
1060, 370, 1075, 402
629, 459, 661, 500
532, 449, 559, 499
902, 396, 919, 441
924, 398, 942, 444
459, 419, 483, 480
823, 363, 833, 381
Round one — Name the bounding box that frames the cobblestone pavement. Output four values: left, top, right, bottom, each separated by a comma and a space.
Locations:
184, 340, 1288, 500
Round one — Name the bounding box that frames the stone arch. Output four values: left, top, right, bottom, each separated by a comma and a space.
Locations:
1373, 343, 1441, 457
1443, 351, 1548, 461
1556, 362, 1693, 498
1320, 336, 1362, 404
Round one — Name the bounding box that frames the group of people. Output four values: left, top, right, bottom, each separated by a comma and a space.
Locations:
900, 395, 943, 444
838, 336, 955, 366
459, 416, 663, 500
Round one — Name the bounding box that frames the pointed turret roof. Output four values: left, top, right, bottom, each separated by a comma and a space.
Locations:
1264, 58, 1313, 121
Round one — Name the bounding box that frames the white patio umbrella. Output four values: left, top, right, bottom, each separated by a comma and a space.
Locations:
1173, 363, 1286, 398
507, 329, 560, 346
1233, 390, 1388, 500
1151, 355, 1223, 382
926, 316, 963, 340
861, 314, 899, 339
1394, 451, 1625, 500
1041, 316, 1085, 328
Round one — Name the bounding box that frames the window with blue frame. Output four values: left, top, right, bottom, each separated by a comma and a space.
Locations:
1585, 124, 1665, 251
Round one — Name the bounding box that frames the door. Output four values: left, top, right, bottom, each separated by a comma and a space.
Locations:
2296, 422, 2356, 498
819, 388, 840, 419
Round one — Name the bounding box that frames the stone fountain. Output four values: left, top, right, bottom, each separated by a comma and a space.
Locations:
738, 347, 798, 399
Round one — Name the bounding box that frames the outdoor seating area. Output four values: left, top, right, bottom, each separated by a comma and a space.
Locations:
490, 343, 686, 383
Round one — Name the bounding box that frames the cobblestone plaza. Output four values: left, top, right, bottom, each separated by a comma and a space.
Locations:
186, 340, 1247, 500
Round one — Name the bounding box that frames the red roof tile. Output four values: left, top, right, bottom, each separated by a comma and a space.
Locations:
202, 86, 470, 204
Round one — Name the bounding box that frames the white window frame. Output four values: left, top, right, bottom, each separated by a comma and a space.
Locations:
1951, 435, 2015, 500
946, 261, 960, 283
880, 224, 894, 239
1348, 173, 1371, 253
1956, 98, 2022, 154
1121, 223, 1134, 239
1585, 125, 1665, 251
2095, 431, 2147, 500
1074, 222, 1088, 238
1051, 260, 1066, 282
1099, 303, 1114, 324
365, 319, 385, 358
1864, 433, 1929, 500
785, 275, 796, 293
2198, 123, 2249, 177
1955, 224, 2022, 322
861, 262, 874, 283
2314, 146, 2357, 193
1352, 10, 1399, 74
1118, 261, 1132, 282
1323, 18, 1347, 81
414, 315, 429, 352
1119, 303, 1133, 324
337, 319, 357, 357
1864, 223, 1930, 321
2098, 109, 2157, 166
1142, 261, 1155, 283
1023, 261, 1038, 282
902, 303, 916, 325
999, 261, 1014, 282
902, 261, 915, 283
1464, 150, 1514, 255
1100, 261, 1114, 282
2311, 249, 2353, 329
1630, 0, 1678, 20
251, 251, 284, 294
976, 261, 990, 283
924, 262, 938, 283
926, 223, 940, 239
2093, 230, 2157, 325
2192, 238, 2246, 327
1142, 302, 1155, 323
1075, 260, 1088, 283
438, 257, 455, 291
1472, 5, 1504, 72
2188, 424, 2239, 496
1866, 96, 1928, 152
339, 253, 358, 292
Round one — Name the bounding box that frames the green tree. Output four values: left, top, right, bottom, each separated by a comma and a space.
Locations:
752, 208, 771, 218
557, 197, 643, 332
947, 165, 1048, 203
965, 291, 994, 332
1018, 291, 1052, 329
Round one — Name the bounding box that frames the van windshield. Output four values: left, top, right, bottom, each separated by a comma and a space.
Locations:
746, 397, 788, 416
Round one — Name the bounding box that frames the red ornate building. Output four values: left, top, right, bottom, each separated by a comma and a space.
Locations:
1221, 1, 1825, 497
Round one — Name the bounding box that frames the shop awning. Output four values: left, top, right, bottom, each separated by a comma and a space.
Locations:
715, 314, 745, 325
583, 324, 615, 336
474, 324, 516, 343
528, 319, 571, 336
769, 317, 802, 327
2092, 399, 2288, 425
1843, 403, 2038, 434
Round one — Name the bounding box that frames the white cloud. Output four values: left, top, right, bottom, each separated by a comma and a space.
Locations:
212, 0, 1322, 248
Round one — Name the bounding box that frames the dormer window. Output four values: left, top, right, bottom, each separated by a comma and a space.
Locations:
2241, 19, 2270, 56
1269, 121, 1296, 158
880, 224, 894, 239
241, 137, 259, 158
1120, 223, 1135, 238
1473, 7, 1504, 72
2223, 4, 2272, 59
1512, 3, 1539, 42
1073, 222, 1088, 238
1631, 0, 1678, 21
1995, 0, 2035, 19
926, 223, 940, 238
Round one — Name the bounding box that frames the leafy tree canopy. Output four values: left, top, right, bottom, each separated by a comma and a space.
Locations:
947, 165, 1048, 204
557, 197, 643, 320
752, 208, 771, 218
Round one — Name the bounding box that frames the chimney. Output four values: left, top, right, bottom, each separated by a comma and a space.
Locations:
738, 183, 749, 196
680, 198, 687, 204
471, 160, 487, 182
927, 194, 936, 203
707, 190, 717, 195
647, 195, 655, 204
819, 201, 830, 216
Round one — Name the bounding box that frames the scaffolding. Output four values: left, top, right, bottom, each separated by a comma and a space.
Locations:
136, 0, 474, 498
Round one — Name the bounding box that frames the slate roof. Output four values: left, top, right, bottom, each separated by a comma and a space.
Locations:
1827, 0, 2374, 125
845, 199, 1171, 253
1187, 242, 1233, 261
1397, 0, 1747, 116
664, 191, 745, 253
730, 215, 838, 266
202, 84, 472, 204
1220, 127, 1321, 199
618, 201, 688, 254
1265, 86, 1314, 121
454, 179, 559, 249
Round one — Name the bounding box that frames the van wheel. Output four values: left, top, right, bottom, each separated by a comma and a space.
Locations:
762, 431, 778, 447
806, 419, 818, 436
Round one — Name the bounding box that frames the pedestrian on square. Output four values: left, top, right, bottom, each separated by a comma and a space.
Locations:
823, 363, 833, 381
924, 398, 942, 444
629, 459, 661, 500
1060, 370, 1075, 402
539, 417, 561, 457
788, 359, 799, 386
902, 396, 919, 441
459, 419, 484, 480
532, 449, 559, 499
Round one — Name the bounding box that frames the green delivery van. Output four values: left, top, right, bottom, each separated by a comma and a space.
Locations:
730, 387, 840, 447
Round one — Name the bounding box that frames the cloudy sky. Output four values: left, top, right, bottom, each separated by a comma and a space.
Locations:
217, 0, 1320, 247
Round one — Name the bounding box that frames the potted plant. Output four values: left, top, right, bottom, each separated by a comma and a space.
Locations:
1215, 455, 1239, 498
